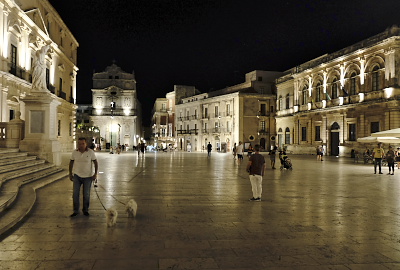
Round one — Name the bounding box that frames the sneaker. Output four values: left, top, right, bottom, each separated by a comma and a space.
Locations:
379, 172, 383, 174
255, 198, 261, 201
70, 213, 78, 217
83, 212, 89, 216
249, 197, 257, 201
391, 173, 395, 175
388, 172, 392, 175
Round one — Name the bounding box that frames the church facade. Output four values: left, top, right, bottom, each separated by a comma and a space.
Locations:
275, 25, 400, 156
0, 0, 78, 165
89, 64, 142, 150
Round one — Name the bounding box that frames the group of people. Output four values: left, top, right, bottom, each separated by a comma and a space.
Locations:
232, 142, 245, 163
371, 143, 400, 175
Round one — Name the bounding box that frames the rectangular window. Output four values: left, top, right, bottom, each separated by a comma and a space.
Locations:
260, 104, 266, 115
58, 120, 61, 136
315, 126, 321, 141
160, 116, 167, 125
226, 104, 230, 116
371, 122, 380, 133
69, 122, 72, 136
204, 123, 207, 132
258, 76, 262, 81
260, 121, 266, 131
11, 45, 17, 72
59, 78, 63, 93
204, 108, 208, 118
215, 106, 219, 117
301, 127, 307, 141
349, 124, 356, 141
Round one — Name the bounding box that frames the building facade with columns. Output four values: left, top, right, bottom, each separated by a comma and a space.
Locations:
0, 0, 78, 165
89, 64, 142, 150
275, 25, 400, 156
175, 70, 282, 152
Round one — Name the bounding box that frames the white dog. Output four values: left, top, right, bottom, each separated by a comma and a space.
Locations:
106, 208, 118, 227
125, 199, 137, 218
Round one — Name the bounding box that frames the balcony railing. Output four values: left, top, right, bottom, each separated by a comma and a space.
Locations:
177, 129, 198, 135
9, 64, 26, 80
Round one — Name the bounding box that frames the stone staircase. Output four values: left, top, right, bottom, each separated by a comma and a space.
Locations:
0, 148, 68, 235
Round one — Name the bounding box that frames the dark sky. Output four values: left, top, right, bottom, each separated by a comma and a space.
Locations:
48, 0, 400, 125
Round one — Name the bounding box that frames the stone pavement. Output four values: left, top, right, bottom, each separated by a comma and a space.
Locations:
1, 150, 400, 270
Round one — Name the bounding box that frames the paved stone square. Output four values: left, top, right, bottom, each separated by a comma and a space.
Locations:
1, 151, 400, 269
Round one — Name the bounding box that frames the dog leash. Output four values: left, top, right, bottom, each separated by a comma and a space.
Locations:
93, 182, 107, 211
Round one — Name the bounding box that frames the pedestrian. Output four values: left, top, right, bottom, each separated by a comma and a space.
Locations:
232, 143, 237, 159
140, 141, 146, 156
320, 145, 324, 161
247, 143, 253, 158
386, 146, 395, 175
316, 146, 321, 161
69, 137, 98, 217
207, 142, 212, 157
269, 146, 277, 169
372, 143, 385, 174
236, 141, 244, 164
246, 144, 265, 201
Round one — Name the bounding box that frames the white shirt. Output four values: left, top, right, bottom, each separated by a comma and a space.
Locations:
71, 148, 97, 177
236, 144, 244, 155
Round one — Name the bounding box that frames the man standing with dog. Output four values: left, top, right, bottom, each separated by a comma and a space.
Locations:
69, 137, 98, 217
246, 144, 265, 201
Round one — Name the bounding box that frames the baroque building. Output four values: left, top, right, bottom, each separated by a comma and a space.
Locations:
89, 63, 142, 150
175, 70, 282, 152
275, 25, 400, 156
0, 0, 78, 165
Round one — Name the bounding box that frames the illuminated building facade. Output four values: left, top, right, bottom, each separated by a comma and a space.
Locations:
175, 71, 281, 152
150, 85, 200, 149
0, 0, 78, 165
90, 64, 142, 150
275, 25, 400, 156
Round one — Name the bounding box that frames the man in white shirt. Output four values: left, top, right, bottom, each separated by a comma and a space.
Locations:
69, 137, 98, 217
236, 141, 244, 163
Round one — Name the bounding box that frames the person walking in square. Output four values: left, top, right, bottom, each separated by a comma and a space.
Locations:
236, 141, 244, 164
207, 142, 212, 157
372, 142, 385, 174
246, 144, 265, 201
386, 146, 395, 175
69, 137, 98, 217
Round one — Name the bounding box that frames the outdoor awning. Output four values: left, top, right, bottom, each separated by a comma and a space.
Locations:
357, 136, 400, 144
371, 128, 400, 137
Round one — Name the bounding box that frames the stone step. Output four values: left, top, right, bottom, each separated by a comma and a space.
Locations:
0, 159, 46, 174
0, 152, 27, 160
0, 155, 37, 166
0, 170, 68, 236
0, 166, 65, 213
0, 163, 56, 185
0, 148, 19, 154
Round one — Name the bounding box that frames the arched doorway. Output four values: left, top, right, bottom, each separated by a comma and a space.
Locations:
330, 122, 340, 156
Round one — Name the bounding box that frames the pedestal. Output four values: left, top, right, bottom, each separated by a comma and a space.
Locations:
19, 91, 61, 165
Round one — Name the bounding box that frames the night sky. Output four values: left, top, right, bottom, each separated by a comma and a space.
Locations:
48, 0, 400, 126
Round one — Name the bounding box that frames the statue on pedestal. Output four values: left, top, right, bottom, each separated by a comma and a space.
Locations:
31, 45, 50, 91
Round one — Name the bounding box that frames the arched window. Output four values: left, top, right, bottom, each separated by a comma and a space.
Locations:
278, 96, 282, 110
285, 94, 290, 109
315, 82, 322, 102
302, 86, 308, 105
331, 78, 338, 99
372, 65, 380, 91
285, 127, 290, 144
350, 72, 357, 95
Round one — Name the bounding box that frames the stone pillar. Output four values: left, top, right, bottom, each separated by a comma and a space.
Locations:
359, 114, 365, 138
19, 91, 61, 165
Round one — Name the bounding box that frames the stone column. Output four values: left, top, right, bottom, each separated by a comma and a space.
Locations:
19, 91, 61, 165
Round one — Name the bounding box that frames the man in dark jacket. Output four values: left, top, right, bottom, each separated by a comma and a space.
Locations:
246, 144, 265, 201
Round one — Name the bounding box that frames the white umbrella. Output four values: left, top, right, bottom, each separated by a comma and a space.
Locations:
357, 136, 400, 144
371, 128, 400, 137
